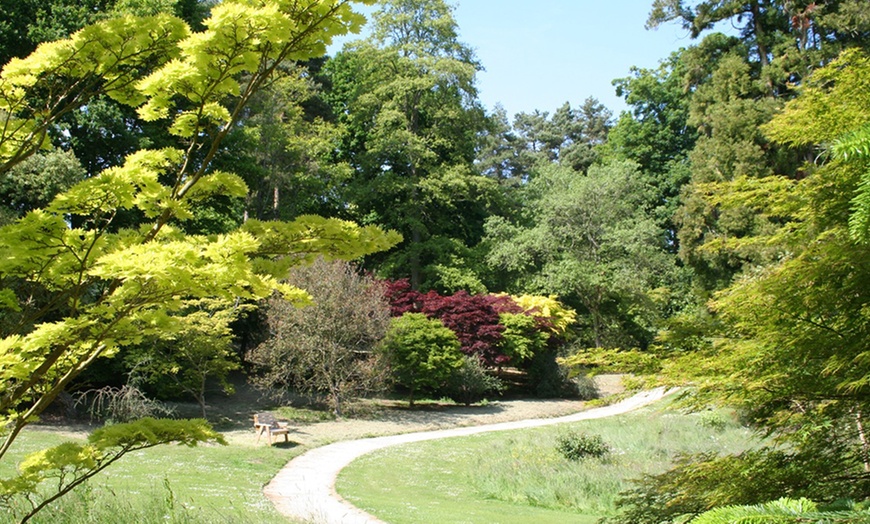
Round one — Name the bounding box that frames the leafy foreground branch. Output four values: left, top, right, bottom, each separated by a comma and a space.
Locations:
588, 49, 870, 523
0, 0, 398, 520
0, 419, 223, 523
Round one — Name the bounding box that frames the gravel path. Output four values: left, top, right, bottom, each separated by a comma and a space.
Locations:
263, 387, 670, 524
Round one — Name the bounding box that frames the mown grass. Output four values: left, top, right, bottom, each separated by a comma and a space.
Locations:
0, 427, 298, 523
0, 381, 487, 523
336, 401, 759, 523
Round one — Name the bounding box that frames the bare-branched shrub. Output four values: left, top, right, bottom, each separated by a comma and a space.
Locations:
247, 258, 391, 417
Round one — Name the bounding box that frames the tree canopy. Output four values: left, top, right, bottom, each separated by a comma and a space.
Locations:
0, 1, 400, 518
3, 0, 870, 520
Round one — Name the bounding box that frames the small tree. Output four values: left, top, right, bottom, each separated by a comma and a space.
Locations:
247, 259, 391, 416
444, 355, 504, 406
498, 312, 549, 364
127, 300, 241, 419
379, 313, 463, 406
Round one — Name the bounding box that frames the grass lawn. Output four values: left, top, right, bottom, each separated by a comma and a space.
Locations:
0, 380, 477, 524
336, 400, 758, 524
0, 423, 302, 523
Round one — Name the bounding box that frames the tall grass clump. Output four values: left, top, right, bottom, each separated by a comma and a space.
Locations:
470, 406, 755, 516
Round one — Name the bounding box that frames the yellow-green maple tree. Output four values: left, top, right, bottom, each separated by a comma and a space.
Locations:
0, 1, 401, 520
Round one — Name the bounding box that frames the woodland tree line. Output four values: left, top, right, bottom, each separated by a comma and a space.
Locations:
0, 0, 869, 522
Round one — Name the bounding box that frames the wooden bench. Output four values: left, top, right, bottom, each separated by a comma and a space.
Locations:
254, 412, 291, 445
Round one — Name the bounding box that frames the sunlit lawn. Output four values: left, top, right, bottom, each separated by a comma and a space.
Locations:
0, 426, 298, 523
337, 401, 758, 524
0, 397, 759, 524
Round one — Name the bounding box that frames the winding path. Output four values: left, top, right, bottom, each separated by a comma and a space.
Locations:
264, 388, 670, 524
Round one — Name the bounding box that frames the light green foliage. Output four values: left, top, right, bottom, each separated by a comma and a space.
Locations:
0, 418, 222, 522
0, 1, 397, 518
379, 312, 463, 405
498, 313, 548, 363
649, 1, 868, 289
559, 348, 662, 378
832, 124, 870, 241
689, 49, 870, 425
764, 49, 870, 147
0, 0, 208, 67
485, 161, 674, 348
127, 300, 241, 419
690, 498, 870, 524
765, 49, 870, 242
613, 48, 870, 521
510, 294, 577, 337
0, 13, 189, 170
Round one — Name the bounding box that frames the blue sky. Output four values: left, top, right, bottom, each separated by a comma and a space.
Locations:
331, 1, 707, 119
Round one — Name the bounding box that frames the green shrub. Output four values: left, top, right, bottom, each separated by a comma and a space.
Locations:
498, 312, 549, 364
379, 313, 463, 406
556, 431, 610, 461
443, 356, 504, 406
697, 410, 729, 432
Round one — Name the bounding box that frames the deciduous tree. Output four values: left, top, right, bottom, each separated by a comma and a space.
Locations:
485, 161, 675, 349
379, 312, 462, 406
0, 1, 399, 518
322, 0, 497, 290
126, 300, 242, 419
247, 258, 391, 416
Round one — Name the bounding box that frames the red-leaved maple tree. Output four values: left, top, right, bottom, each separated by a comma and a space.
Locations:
384, 280, 523, 366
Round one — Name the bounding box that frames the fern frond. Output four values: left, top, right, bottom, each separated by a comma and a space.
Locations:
830, 125, 870, 243
848, 168, 870, 243
831, 125, 870, 162
689, 497, 870, 524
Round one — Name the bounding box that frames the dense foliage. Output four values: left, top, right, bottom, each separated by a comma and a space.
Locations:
3, 0, 870, 520
0, 1, 399, 519
378, 312, 462, 405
